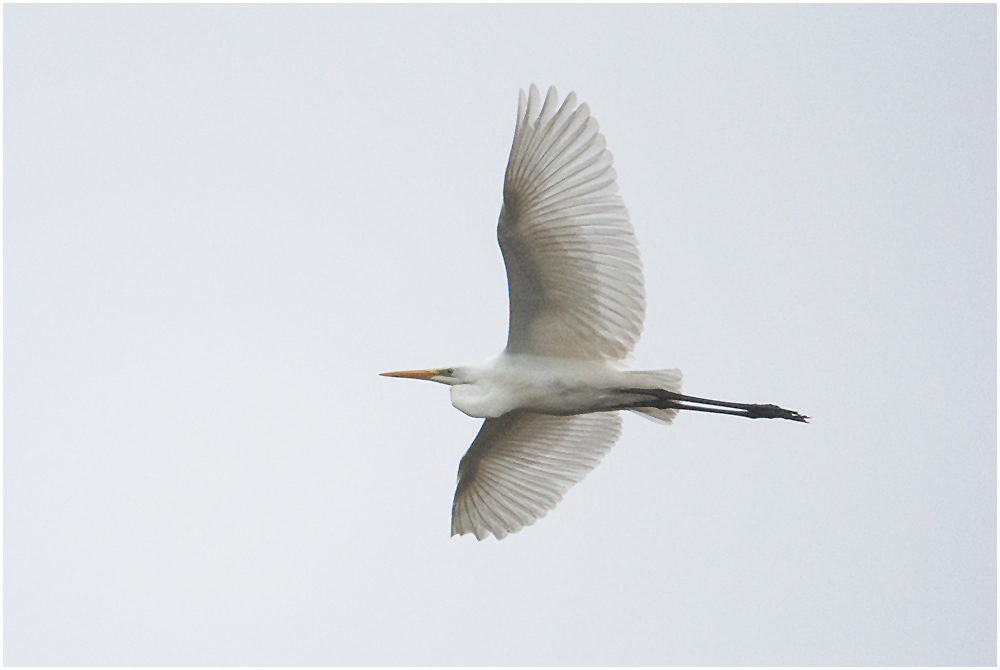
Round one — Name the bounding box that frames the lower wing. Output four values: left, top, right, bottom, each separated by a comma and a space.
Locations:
451, 410, 622, 540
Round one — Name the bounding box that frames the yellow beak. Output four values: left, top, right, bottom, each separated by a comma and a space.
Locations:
380, 369, 439, 380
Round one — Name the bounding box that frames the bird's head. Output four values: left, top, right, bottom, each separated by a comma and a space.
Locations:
380, 367, 467, 386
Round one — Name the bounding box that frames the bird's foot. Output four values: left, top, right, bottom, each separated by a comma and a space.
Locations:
744, 404, 810, 422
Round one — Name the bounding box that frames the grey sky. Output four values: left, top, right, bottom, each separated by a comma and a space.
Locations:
5, 4, 996, 666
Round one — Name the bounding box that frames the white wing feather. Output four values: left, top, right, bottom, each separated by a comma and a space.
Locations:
499, 84, 645, 361
451, 411, 622, 540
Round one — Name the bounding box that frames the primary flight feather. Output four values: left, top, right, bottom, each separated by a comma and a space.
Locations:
383, 85, 807, 541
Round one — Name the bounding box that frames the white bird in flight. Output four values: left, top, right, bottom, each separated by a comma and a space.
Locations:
383, 85, 807, 541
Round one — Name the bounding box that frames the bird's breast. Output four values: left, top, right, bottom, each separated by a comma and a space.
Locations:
450, 384, 510, 419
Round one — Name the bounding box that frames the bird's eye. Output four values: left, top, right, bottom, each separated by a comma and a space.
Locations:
444, 368, 454, 375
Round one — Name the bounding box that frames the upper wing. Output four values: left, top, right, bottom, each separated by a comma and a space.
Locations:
499, 84, 645, 361
451, 410, 622, 540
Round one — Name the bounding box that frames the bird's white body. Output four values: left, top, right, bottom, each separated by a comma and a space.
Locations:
449, 354, 628, 418
447, 354, 676, 419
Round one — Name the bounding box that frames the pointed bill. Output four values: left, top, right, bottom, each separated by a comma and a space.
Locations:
380, 369, 439, 380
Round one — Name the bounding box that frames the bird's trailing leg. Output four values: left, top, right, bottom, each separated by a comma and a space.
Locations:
619, 388, 809, 422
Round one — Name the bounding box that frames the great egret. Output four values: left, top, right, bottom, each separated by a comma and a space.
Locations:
383, 85, 807, 541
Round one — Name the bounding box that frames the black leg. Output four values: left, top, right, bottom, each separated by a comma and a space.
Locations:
619, 388, 809, 423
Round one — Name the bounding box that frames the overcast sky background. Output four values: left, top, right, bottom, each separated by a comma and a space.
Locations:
5, 4, 996, 666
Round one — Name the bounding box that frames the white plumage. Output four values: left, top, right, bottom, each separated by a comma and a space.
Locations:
451, 411, 621, 541
382, 85, 807, 541
500, 84, 644, 361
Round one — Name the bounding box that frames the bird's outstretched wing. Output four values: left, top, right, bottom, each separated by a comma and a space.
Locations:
451, 410, 622, 540
499, 84, 645, 361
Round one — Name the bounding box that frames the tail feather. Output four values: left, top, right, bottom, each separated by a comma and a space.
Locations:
626, 368, 683, 424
